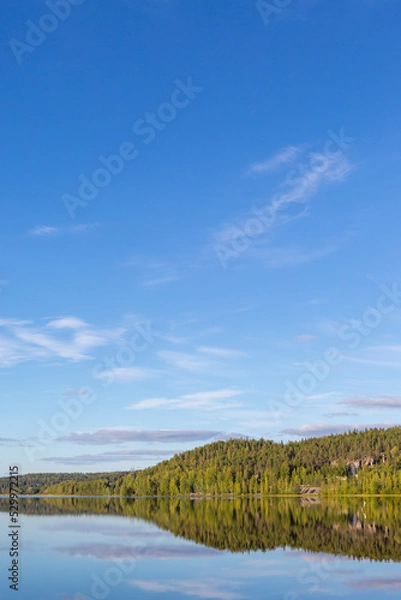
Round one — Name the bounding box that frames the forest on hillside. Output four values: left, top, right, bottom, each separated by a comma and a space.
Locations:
24, 426, 401, 497
0, 496, 400, 561
0, 470, 126, 496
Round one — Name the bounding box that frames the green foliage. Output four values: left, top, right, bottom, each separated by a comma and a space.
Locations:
2, 426, 401, 497
118, 426, 401, 497
0, 471, 127, 496
2, 496, 401, 562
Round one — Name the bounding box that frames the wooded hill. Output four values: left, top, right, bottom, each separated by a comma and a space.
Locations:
0, 470, 126, 496
16, 425, 401, 496
1, 496, 400, 562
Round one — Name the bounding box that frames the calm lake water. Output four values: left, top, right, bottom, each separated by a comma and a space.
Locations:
1, 496, 400, 599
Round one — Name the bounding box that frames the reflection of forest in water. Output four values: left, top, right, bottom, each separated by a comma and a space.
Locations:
1, 496, 401, 561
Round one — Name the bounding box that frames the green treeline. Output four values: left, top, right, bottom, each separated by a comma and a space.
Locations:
115, 426, 401, 496
44, 426, 400, 496
123, 496, 401, 560
4, 426, 401, 497
0, 471, 126, 496
1, 496, 401, 562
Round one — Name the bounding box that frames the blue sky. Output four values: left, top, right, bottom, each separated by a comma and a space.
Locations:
1, 0, 401, 474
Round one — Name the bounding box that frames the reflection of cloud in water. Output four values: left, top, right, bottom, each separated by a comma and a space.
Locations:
130, 579, 245, 600
219, 556, 289, 579
43, 521, 169, 538
56, 543, 219, 560
349, 577, 401, 591
300, 553, 348, 564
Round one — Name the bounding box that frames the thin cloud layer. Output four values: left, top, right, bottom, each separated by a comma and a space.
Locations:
29, 224, 97, 236
130, 579, 244, 600
340, 396, 401, 409
47, 317, 87, 329
213, 146, 354, 261
30, 225, 59, 236
0, 316, 124, 366
247, 145, 302, 175
57, 429, 231, 445
57, 543, 217, 560
158, 350, 216, 373
94, 366, 160, 383
42, 449, 174, 465
0, 436, 19, 445
62, 389, 92, 396
198, 346, 247, 358
348, 577, 401, 591
254, 241, 343, 268
128, 388, 244, 411
282, 422, 399, 437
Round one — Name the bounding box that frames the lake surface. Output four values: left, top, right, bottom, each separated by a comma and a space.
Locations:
1, 496, 401, 599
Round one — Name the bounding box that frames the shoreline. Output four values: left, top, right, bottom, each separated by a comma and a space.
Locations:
1, 493, 401, 499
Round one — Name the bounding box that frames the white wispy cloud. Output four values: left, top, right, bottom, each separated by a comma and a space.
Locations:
197, 346, 247, 358
129, 579, 244, 600
247, 145, 302, 175
305, 391, 343, 400
276, 151, 353, 203
62, 389, 93, 396
57, 429, 230, 444
282, 422, 399, 437
365, 344, 401, 353
59, 543, 217, 561
0, 319, 32, 326
47, 317, 87, 329
324, 411, 359, 417
342, 355, 401, 368
340, 396, 401, 409
128, 388, 244, 411
158, 350, 215, 373
42, 449, 174, 465
94, 366, 160, 383
256, 242, 342, 267
29, 224, 97, 236
128, 397, 176, 410
213, 147, 354, 257
0, 317, 124, 366
29, 225, 59, 236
